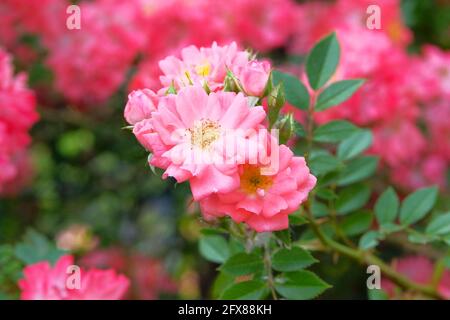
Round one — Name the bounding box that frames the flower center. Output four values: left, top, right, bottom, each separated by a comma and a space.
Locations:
195, 61, 211, 77
240, 165, 273, 195
188, 119, 221, 149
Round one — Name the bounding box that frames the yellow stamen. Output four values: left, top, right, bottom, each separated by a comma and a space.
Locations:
240, 165, 273, 195
195, 61, 211, 77
188, 119, 221, 149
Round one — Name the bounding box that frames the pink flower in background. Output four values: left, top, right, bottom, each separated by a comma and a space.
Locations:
148, 86, 266, 200
216, 0, 298, 52
371, 121, 426, 168
200, 145, 316, 232
45, 0, 146, 106
80, 248, 177, 300
19, 255, 129, 300
159, 42, 249, 92
0, 47, 38, 195
381, 256, 450, 299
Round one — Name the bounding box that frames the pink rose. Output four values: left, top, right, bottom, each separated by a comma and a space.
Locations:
238, 60, 271, 97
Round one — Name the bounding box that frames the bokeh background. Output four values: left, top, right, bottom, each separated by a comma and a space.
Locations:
0, 0, 449, 299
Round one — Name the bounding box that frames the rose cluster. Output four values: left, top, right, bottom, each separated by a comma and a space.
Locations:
124, 42, 316, 232
0, 47, 38, 195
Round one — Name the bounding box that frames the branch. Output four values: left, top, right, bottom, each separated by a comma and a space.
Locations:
305, 213, 443, 299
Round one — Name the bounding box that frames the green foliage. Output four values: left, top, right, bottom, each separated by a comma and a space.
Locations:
272, 247, 318, 272
221, 253, 264, 276
221, 280, 267, 300
337, 156, 378, 186
335, 184, 371, 215
272, 70, 310, 110
313, 120, 358, 143
306, 32, 340, 90
275, 271, 331, 300
399, 186, 438, 225
199, 234, 230, 264
375, 187, 400, 226
315, 79, 364, 111
14, 229, 66, 265
337, 130, 373, 160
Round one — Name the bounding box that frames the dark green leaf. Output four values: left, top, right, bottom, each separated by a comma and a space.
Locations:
399, 186, 438, 225
426, 212, 450, 236
221, 280, 267, 300
309, 154, 341, 176
341, 210, 373, 236
313, 120, 358, 143
374, 187, 399, 225
221, 253, 264, 276
315, 79, 364, 111
275, 271, 330, 300
272, 247, 318, 272
359, 231, 380, 250
306, 33, 340, 90
337, 130, 373, 160
338, 156, 378, 186
335, 184, 371, 215
272, 70, 310, 110
199, 235, 230, 264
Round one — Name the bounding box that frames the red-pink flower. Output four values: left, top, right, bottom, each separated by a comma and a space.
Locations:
19, 255, 129, 300
147, 86, 266, 200
200, 145, 316, 232
0, 47, 38, 195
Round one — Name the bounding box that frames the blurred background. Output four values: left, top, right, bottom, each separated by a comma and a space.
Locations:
0, 0, 449, 299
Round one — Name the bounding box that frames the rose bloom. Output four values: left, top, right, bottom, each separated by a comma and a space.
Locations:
19, 255, 129, 300
237, 60, 271, 97
158, 42, 249, 92
200, 144, 316, 232
142, 85, 266, 200
381, 256, 450, 299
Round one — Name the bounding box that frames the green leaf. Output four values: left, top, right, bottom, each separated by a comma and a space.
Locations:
374, 187, 399, 226
272, 70, 310, 110
408, 233, 431, 244
337, 156, 378, 186
359, 231, 380, 250
309, 154, 341, 176
306, 32, 340, 90
311, 199, 328, 218
335, 184, 371, 215
221, 253, 264, 276
426, 212, 450, 236
212, 272, 235, 299
274, 229, 292, 247
368, 289, 388, 300
221, 280, 267, 300
272, 247, 318, 272
313, 120, 358, 143
14, 229, 66, 265
315, 79, 364, 111
275, 271, 330, 300
341, 210, 373, 236
337, 130, 373, 160
199, 235, 230, 264
399, 186, 438, 225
